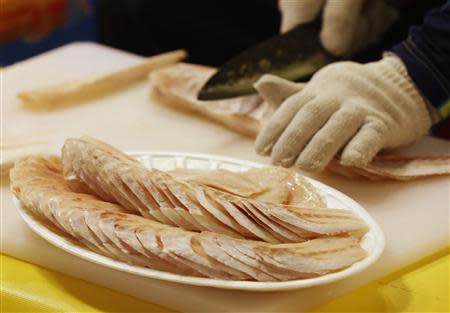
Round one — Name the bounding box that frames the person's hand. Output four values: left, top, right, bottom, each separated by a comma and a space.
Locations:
254, 55, 433, 171
278, 0, 398, 56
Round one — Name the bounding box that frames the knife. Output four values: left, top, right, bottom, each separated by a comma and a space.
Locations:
197, 22, 336, 101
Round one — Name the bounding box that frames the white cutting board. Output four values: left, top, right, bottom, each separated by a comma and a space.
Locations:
1, 43, 449, 313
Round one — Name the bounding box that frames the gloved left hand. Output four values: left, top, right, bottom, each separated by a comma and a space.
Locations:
279, 0, 398, 56
254, 55, 433, 171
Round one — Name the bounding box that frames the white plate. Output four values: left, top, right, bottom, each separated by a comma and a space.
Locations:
14, 151, 385, 291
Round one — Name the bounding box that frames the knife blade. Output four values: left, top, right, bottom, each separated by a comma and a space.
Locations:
197, 22, 336, 101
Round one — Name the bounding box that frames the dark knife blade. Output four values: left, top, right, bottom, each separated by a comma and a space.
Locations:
197, 22, 336, 100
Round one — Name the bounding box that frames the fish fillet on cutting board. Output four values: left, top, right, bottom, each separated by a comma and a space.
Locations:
149, 63, 449, 181
1, 43, 449, 312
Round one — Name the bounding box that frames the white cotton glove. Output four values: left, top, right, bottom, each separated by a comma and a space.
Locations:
254, 55, 433, 171
278, 0, 398, 56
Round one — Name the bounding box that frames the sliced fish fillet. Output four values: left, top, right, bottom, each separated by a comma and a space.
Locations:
149, 63, 269, 138
328, 156, 450, 181
61, 137, 368, 242
169, 167, 326, 208
10, 156, 367, 281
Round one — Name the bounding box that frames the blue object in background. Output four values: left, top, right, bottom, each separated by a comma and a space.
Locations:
0, 0, 97, 66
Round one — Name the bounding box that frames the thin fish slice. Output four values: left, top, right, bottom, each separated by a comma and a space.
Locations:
32, 190, 64, 227
157, 178, 243, 238
242, 199, 319, 239
251, 201, 368, 236
164, 180, 242, 236
215, 195, 280, 243
172, 206, 204, 231
119, 167, 173, 223
162, 207, 199, 231
97, 213, 155, 267
200, 232, 276, 281
115, 164, 168, 219
328, 155, 450, 181
114, 221, 179, 273
100, 159, 150, 216
73, 142, 115, 202
213, 234, 297, 281
135, 228, 202, 277
134, 170, 178, 225
83, 210, 129, 261
90, 154, 141, 213
87, 148, 144, 214
62, 206, 110, 254
150, 178, 201, 229
190, 235, 250, 280
195, 187, 251, 236
235, 200, 291, 243
237, 200, 303, 242
46, 194, 104, 244
157, 229, 246, 279
255, 237, 367, 275
50, 204, 85, 238
105, 213, 186, 271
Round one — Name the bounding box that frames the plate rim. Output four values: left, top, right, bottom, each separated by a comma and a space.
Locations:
13, 150, 385, 291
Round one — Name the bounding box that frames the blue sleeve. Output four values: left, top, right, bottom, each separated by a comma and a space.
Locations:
391, 1, 450, 119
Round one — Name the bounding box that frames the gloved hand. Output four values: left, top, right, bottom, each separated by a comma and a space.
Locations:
278, 0, 398, 56
254, 55, 433, 171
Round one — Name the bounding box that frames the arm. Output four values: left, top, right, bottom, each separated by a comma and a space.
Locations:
391, 1, 450, 119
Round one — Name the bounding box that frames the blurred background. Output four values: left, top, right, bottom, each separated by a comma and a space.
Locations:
0, 0, 279, 67
0, 0, 96, 66
1, 0, 443, 67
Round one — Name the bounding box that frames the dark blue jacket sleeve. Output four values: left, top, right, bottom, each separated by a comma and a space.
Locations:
391, 1, 450, 119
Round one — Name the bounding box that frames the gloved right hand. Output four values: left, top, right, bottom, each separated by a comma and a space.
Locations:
278, 0, 398, 56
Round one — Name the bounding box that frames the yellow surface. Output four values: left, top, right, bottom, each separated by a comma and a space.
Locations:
0, 255, 176, 313
1, 251, 449, 313
314, 249, 449, 312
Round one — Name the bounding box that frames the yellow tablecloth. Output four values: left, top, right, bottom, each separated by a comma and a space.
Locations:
1, 250, 448, 312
